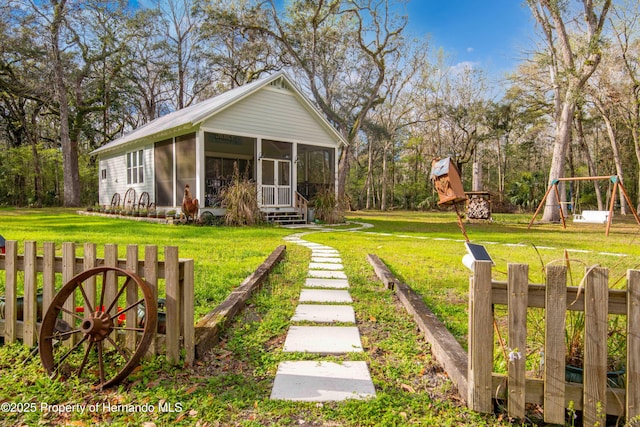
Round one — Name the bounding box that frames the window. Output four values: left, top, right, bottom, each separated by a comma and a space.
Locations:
127, 150, 144, 184
101, 168, 107, 181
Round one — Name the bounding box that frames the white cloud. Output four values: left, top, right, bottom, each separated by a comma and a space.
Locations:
467, 47, 474, 53
449, 61, 479, 75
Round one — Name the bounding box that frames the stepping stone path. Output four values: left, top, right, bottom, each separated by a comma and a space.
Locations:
271, 235, 376, 402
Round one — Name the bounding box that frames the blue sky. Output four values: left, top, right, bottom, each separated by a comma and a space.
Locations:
134, 0, 536, 82
403, 0, 536, 80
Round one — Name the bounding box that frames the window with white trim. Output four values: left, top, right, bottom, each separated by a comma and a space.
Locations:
101, 168, 107, 181
126, 150, 144, 184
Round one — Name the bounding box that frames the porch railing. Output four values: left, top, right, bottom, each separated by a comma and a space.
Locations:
262, 186, 275, 206
261, 185, 292, 206
294, 192, 308, 222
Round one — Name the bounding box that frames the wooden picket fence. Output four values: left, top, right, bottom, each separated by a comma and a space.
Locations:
0, 241, 194, 365
468, 261, 639, 426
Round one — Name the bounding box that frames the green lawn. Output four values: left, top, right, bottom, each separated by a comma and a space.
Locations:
0, 208, 638, 426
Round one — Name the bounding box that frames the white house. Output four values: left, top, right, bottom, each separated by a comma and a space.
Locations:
91, 72, 345, 221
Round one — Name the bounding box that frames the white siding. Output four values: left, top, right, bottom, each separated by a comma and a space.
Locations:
98, 145, 154, 207
203, 87, 338, 146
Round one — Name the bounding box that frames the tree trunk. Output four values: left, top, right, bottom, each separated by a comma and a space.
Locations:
337, 144, 351, 208
633, 125, 640, 212
381, 143, 388, 211
594, 98, 628, 214
542, 100, 574, 222
365, 140, 373, 209
472, 150, 482, 192
51, 0, 81, 207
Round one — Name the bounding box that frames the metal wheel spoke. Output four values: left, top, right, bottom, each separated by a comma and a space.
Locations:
104, 276, 133, 314
55, 305, 85, 321
104, 335, 131, 362
111, 298, 144, 321
43, 328, 82, 341
97, 342, 105, 385
54, 335, 88, 369
99, 270, 108, 310
76, 342, 94, 378
40, 266, 157, 389
78, 283, 95, 314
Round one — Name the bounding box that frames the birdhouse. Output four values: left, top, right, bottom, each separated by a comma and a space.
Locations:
430, 158, 467, 205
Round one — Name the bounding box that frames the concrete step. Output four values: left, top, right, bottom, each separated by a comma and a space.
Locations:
299, 289, 352, 303
271, 361, 375, 401
283, 326, 363, 353
304, 278, 349, 289
291, 304, 355, 323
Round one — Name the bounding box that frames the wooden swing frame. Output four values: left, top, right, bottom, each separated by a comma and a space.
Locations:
527, 175, 640, 236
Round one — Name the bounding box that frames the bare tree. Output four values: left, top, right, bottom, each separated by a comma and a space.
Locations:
200, 0, 407, 201
527, 0, 612, 222
609, 0, 640, 210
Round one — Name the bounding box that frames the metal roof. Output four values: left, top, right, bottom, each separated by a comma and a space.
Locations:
92, 72, 346, 155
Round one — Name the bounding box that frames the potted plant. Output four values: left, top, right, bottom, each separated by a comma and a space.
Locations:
157, 210, 166, 219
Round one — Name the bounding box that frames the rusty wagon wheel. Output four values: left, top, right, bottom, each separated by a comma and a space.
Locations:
138, 191, 150, 210
110, 192, 121, 208
39, 266, 157, 389
123, 188, 136, 210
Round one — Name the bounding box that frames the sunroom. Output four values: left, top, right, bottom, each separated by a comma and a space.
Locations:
92, 72, 345, 222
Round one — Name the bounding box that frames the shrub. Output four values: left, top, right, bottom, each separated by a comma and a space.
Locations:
221, 163, 262, 226
312, 186, 343, 224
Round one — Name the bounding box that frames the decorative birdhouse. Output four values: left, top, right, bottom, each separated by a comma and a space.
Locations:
430, 158, 467, 205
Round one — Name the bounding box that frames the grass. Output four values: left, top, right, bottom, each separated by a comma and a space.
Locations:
1, 207, 639, 425
0, 208, 292, 319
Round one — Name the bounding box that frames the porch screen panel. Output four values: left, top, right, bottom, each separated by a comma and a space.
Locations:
176, 133, 196, 200
154, 138, 174, 206
296, 145, 334, 200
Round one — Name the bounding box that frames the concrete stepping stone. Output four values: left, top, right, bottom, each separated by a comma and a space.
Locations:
311, 256, 342, 263
299, 243, 328, 248
283, 326, 363, 353
308, 262, 344, 270
292, 304, 355, 323
304, 278, 349, 289
300, 289, 352, 303
307, 270, 347, 279
312, 249, 340, 255
271, 361, 375, 401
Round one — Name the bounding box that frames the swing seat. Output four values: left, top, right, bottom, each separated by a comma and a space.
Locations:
573, 210, 609, 224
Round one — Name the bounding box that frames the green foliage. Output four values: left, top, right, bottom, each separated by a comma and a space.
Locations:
507, 171, 546, 211
0, 145, 63, 207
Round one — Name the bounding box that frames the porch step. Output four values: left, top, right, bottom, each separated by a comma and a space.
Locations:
265, 211, 306, 225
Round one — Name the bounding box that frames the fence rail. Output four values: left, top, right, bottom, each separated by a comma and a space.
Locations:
0, 241, 194, 365
468, 261, 639, 426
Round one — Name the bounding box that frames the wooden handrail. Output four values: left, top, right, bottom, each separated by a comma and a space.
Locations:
294, 192, 309, 223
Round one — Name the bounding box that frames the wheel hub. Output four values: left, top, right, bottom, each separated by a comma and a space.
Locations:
80, 311, 113, 342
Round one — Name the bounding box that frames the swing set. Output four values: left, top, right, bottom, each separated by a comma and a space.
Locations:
527, 175, 640, 236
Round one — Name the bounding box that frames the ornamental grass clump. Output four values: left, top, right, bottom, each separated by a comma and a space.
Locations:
221, 162, 262, 226
312, 186, 343, 224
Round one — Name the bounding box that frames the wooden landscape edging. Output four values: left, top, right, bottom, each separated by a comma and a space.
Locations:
366, 254, 469, 401
194, 245, 286, 359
